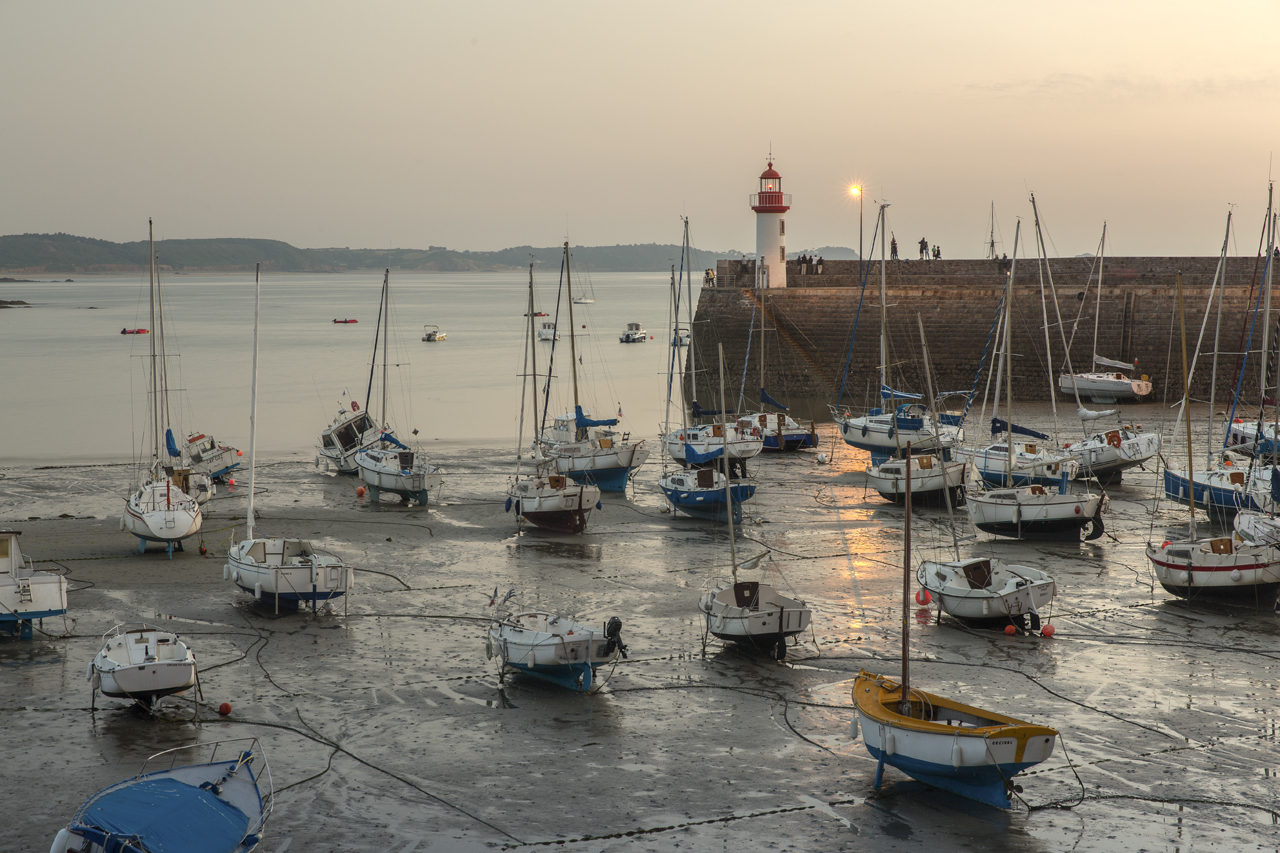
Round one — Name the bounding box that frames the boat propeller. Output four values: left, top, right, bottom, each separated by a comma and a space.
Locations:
603, 616, 628, 659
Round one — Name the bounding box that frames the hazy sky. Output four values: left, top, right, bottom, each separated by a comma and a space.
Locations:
4, 1, 1279, 258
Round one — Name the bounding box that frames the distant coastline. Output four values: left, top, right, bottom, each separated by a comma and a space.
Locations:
0, 233, 752, 275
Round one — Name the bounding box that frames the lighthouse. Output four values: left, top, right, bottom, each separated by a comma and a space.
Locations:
750, 160, 791, 288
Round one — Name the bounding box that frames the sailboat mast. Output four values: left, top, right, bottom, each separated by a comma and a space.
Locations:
1177, 272, 1196, 538
563, 243, 582, 431
381, 269, 390, 428
529, 263, 540, 448
1262, 207, 1275, 408
147, 219, 159, 468
900, 441, 912, 715
988, 202, 996, 260
719, 344, 739, 581
1092, 224, 1106, 372
1207, 212, 1232, 463
1030, 194, 1059, 426
665, 266, 676, 437
1004, 221, 1021, 488
247, 264, 261, 541
685, 219, 698, 419
878, 204, 889, 399
918, 315, 959, 559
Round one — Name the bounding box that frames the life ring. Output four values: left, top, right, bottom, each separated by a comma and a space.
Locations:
1106, 431, 1121, 449
351, 401, 360, 411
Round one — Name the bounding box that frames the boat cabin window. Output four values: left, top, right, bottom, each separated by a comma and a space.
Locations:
335, 415, 370, 449
0, 538, 8, 561
322, 433, 336, 448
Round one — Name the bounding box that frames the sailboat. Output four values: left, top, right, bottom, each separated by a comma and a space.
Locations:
739, 243, 818, 452
487, 608, 627, 692
122, 220, 204, 557
1057, 226, 1152, 404
0, 529, 68, 639
833, 202, 963, 457
89, 622, 197, 710
659, 259, 756, 523
853, 447, 1059, 808
1049, 220, 1160, 482
506, 261, 602, 534
664, 220, 765, 468
227, 266, 354, 612
538, 242, 651, 492
698, 345, 811, 659
51, 739, 272, 853
354, 270, 444, 506
1146, 272, 1280, 608
962, 220, 1107, 541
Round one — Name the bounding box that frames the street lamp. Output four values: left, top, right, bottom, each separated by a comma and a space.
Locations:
849, 184, 864, 284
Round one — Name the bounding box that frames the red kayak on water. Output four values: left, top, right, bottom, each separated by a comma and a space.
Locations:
120, 328, 149, 334
333, 319, 358, 324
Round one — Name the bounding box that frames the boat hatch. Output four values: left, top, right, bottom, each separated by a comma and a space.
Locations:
732, 581, 761, 609
1210, 538, 1233, 555
963, 560, 993, 589
697, 469, 716, 488
398, 451, 414, 469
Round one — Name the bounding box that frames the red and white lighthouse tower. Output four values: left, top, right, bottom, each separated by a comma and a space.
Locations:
750, 161, 791, 288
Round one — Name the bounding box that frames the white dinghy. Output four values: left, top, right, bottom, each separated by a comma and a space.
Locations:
917, 558, 1055, 631
90, 623, 196, 710
487, 610, 627, 692
228, 265, 355, 612
52, 739, 272, 853
0, 529, 68, 639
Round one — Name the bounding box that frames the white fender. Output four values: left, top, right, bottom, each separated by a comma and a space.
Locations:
50, 828, 72, 853
232, 570, 240, 584
884, 730, 896, 756
85, 661, 94, 682
849, 716, 859, 740
982, 598, 991, 616
951, 741, 963, 769
254, 582, 262, 600
223, 564, 229, 581
1230, 568, 1243, 582
118, 516, 125, 532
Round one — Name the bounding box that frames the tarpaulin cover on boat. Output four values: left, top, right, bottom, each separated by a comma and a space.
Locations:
1094, 355, 1136, 371
990, 418, 1050, 441
378, 431, 409, 450
165, 429, 181, 458
760, 388, 788, 410
691, 402, 732, 418
880, 384, 923, 401
1272, 467, 1280, 504
575, 405, 617, 429
77, 777, 250, 853
684, 443, 724, 465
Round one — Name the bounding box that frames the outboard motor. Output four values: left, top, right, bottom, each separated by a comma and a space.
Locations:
603, 617, 628, 659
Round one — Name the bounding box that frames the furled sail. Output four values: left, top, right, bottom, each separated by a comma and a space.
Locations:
691, 401, 731, 419
1094, 355, 1136, 371
684, 443, 725, 465
990, 418, 1050, 441
760, 388, 788, 411
378, 431, 409, 450
880, 384, 923, 401
1077, 406, 1119, 421
165, 429, 181, 458
575, 405, 618, 429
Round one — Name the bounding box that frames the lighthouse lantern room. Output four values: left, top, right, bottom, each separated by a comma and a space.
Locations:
749, 160, 791, 288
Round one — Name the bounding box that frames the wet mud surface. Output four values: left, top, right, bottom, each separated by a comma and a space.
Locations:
2, 421, 1278, 851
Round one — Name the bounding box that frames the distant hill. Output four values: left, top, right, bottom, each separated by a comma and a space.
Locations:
0, 232, 737, 274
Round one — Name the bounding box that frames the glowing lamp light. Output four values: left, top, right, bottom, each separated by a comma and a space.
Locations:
849, 184, 862, 197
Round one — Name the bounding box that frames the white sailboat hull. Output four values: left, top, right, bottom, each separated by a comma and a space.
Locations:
227, 538, 353, 608
966, 487, 1105, 540
91, 625, 196, 703
1058, 372, 1152, 403
356, 448, 443, 504
123, 482, 203, 543
866, 458, 966, 503
698, 579, 811, 656
917, 558, 1056, 623
1063, 429, 1160, 479
1146, 537, 1280, 605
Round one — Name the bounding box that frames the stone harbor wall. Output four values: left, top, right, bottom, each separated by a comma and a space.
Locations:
694, 256, 1277, 415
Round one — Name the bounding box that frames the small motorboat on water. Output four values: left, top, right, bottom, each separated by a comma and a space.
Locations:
90, 623, 197, 710
119, 328, 149, 335
487, 610, 627, 692
332, 318, 358, 324
0, 529, 68, 639
619, 322, 647, 343
421, 324, 447, 342
51, 739, 272, 853
537, 320, 560, 341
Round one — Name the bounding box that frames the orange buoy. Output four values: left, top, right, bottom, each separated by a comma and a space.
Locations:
218, 702, 232, 716
1042, 624, 1056, 638
914, 589, 931, 605
227, 478, 235, 487
236, 449, 244, 456
1004, 625, 1017, 636
356, 486, 366, 498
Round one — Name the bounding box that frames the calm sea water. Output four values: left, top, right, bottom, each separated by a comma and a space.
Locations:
0, 269, 699, 465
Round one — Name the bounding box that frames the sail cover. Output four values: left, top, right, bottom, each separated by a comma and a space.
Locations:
378, 431, 409, 450
760, 388, 788, 410
1094, 355, 1136, 371
691, 401, 731, 419
165, 429, 181, 458
1272, 467, 1280, 505
684, 443, 725, 465
990, 418, 1050, 440
575, 405, 618, 429
880, 384, 923, 401
1078, 406, 1119, 421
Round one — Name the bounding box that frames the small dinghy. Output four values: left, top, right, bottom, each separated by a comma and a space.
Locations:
421, 324, 447, 342
90, 623, 196, 710
917, 558, 1055, 631
51, 738, 272, 853
0, 529, 68, 639
619, 322, 646, 343
332, 318, 358, 324
488, 610, 627, 692
699, 575, 812, 659
119, 328, 149, 335
853, 440, 1058, 808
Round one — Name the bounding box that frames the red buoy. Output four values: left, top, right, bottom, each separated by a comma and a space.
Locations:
1004, 625, 1017, 636
356, 486, 366, 498
1042, 624, 1056, 638
915, 589, 932, 605
218, 702, 232, 716
227, 478, 235, 487
236, 449, 244, 456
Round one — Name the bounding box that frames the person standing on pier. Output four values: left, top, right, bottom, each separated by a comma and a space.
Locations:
816, 256, 824, 273
890, 236, 898, 260
919, 237, 928, 260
